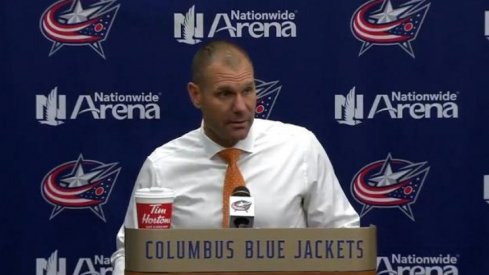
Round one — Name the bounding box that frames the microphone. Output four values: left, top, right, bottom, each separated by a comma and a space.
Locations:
229, 186, 254, 228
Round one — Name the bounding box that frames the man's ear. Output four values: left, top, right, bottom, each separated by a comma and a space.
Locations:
187, 82, 202, 109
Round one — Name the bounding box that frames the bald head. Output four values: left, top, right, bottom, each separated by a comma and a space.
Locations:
191, 40, 254, 87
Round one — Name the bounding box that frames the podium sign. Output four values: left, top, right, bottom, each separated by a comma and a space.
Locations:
125, 226, 376, 273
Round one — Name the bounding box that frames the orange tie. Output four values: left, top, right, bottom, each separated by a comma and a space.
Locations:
218, 148, 245, 228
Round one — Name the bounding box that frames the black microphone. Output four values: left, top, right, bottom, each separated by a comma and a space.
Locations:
229, 186, 254, 228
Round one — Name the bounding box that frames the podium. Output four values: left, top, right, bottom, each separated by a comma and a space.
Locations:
125, 226, 376, 275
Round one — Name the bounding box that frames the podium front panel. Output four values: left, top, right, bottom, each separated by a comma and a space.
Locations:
125, 227, 376, 273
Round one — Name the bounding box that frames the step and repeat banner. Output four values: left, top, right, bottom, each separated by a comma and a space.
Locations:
3, 0, 489, 274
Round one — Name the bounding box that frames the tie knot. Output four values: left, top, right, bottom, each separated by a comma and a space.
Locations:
218, 148, 241, 164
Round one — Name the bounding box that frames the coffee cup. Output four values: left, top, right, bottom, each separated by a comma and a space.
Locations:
135, 187, 174, 229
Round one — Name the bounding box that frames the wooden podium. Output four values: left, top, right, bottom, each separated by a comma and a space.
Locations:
125, 226, 376, 275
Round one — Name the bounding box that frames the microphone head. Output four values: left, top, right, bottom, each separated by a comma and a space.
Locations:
229, 186, 254, 228
232, 186, 250, 197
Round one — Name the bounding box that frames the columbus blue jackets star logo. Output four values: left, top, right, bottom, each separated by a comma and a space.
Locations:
41, 154, 121, 221
351, 0, 430, 58
351, 153, 429, 221
254, 79, 282, 119
40, 0, 120, 58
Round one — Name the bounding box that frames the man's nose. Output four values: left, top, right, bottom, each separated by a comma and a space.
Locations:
232, 94, 248, 112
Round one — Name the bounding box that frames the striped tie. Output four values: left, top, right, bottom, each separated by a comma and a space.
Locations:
218, 148, 245, 228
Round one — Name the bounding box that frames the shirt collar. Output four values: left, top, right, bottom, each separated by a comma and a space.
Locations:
199, 120, 256, 159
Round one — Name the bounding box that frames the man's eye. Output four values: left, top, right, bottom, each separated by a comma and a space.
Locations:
217, 91, 232, 98
243, 87, 255, 95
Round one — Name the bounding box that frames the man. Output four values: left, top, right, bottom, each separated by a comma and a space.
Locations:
111, 40, 359, 274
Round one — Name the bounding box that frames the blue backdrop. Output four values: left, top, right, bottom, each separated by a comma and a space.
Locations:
3, 0, 489, 274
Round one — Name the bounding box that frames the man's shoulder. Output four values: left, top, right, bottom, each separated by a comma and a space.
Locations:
147, 128, 201, 162
254, 119, 313, 138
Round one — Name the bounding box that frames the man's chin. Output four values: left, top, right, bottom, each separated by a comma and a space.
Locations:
225, 119, 253, 142
227, 127, 251, 142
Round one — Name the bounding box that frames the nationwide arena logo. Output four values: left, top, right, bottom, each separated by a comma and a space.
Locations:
40, 154, 121, 221
255, 79, 281, 119
36, 250, 112, 275
174, 5, 297, 45
36, 86, 161, 126
350, 153, 429, 221
377, 253, 460, 274
334, 86, 459, 125
351, 0, 430, 58
40, 0, 120, 58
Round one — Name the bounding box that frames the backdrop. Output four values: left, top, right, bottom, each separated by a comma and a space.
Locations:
3, 0, 489, 274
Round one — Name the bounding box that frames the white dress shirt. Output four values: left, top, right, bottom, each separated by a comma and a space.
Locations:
111, 119, 359, 274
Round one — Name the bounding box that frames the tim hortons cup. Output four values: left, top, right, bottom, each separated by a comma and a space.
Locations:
135, 187, 175, 229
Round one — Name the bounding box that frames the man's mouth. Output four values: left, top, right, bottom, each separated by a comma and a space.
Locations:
228, 120, 248, 127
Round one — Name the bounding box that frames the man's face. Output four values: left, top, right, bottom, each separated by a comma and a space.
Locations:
189, 57, 256, 147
